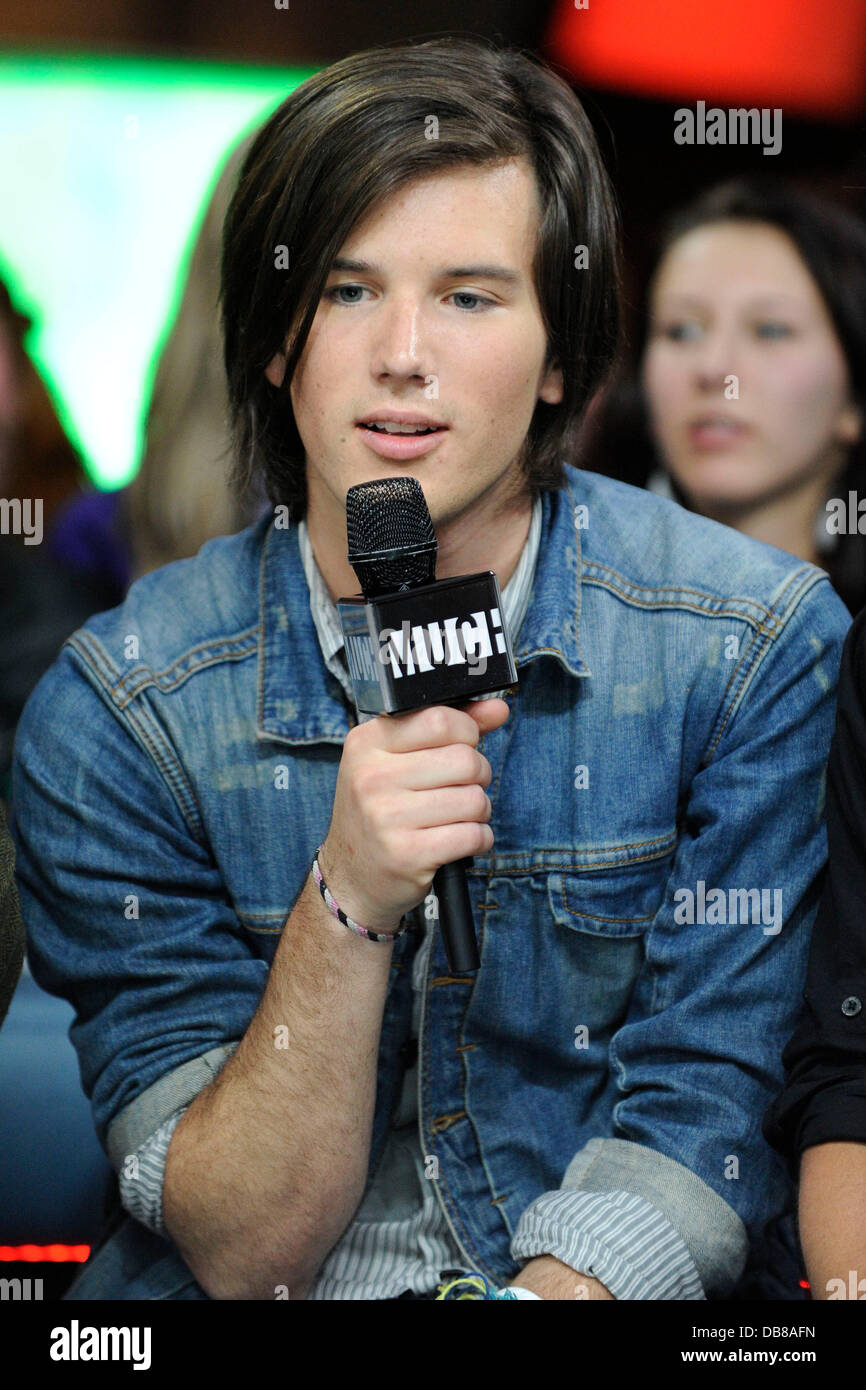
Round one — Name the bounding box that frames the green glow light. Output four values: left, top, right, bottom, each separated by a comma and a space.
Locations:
0, 52, 316, 487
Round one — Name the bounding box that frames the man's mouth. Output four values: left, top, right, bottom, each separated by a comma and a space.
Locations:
360, 422, 443, 435
356, 416, 449, 459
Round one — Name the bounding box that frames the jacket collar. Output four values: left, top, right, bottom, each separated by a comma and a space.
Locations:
257, 473, 590, 747
512, 473, 590, 682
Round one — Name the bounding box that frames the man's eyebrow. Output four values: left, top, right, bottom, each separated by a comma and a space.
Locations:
441, 264, 522, 284
329, 256, 521, 284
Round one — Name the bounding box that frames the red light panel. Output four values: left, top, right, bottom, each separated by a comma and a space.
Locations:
545, 0, 866, 119
0, 1244, 90, 1262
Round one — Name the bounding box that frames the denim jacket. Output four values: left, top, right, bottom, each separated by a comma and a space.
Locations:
11, 465, 849, 1297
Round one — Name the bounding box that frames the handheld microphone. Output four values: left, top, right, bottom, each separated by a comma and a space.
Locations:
337, 476, 518, 974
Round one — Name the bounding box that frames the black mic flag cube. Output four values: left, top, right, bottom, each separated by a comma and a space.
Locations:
337, 570, 518, 716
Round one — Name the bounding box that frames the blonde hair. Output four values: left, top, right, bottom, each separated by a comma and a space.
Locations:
127, 135, 259, 576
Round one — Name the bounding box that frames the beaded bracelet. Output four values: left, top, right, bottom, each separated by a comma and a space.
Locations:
311, 845, 408, 943
434, 1272, 542, 1300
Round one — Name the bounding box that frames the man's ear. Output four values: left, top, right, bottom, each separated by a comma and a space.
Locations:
265, 350, 287, 389
538, 359, 563, 406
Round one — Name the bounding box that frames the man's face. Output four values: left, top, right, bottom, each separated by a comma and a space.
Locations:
266, 157, 563, 533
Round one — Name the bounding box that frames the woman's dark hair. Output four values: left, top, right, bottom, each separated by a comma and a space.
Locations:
586, 177, 866, 615
0, 276, 85, 525
220, 36, 621, 520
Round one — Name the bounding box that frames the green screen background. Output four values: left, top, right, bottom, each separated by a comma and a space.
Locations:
0, 53, 315, 487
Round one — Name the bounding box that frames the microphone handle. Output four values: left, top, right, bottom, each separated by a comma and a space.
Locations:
432, 857, 480, 973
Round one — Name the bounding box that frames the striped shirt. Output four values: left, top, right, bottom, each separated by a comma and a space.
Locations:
118, 495, 704, 1300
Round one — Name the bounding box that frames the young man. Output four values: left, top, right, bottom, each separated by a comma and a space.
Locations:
12, 38, 850, 1300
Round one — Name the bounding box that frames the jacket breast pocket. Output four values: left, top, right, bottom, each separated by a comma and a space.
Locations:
546, 856, 671, 939
542, 856, 673, 1038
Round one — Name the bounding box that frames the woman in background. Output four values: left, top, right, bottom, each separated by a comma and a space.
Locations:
3, 135, 264, 800
0, 275, 101, 803
586, 178, 866, 615
47, 132, 264, 597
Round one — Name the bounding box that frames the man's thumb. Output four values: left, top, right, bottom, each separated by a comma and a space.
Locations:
462, 697, 510, 731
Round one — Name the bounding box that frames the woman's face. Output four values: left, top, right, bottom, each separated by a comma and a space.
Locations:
641, 220, 861, 515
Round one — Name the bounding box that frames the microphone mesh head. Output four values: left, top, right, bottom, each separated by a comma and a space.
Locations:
346, 476, 438, 595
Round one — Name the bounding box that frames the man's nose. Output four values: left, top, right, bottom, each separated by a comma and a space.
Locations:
372, 297, 427, 380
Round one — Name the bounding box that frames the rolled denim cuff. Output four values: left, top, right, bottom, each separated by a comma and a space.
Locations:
105, 1041, 239, 1168
512, 1136, 748, 1299
117, 1107, 187, 1238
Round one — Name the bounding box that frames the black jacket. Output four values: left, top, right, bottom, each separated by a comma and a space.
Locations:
764, 603, 866, 1162
0, 800, 24, 1027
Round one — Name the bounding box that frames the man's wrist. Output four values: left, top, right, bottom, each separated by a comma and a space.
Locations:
312, 845, 405, 934
509, 1254, 614, 1300
315, 841, 403, 935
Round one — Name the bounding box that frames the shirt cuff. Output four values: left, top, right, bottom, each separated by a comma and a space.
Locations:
510, 1188, 705, 1300
512, 1137, 749, 1299
117, 1107, 188, 1238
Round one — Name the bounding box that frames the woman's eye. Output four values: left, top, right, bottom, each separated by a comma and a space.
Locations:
755, 321, 791, 340
324, 284, 368, 305
660, 320, 703, 342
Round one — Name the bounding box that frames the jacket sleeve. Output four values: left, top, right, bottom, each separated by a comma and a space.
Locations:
517, 574, 849, 1298
764, 602, 866, 1161
10, 640, 270, 1158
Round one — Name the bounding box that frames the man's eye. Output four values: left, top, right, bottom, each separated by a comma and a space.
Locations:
755, 321, 791, 340
449, 292, 495, 312
322, 285, 494, 311
324, 284, 368, 305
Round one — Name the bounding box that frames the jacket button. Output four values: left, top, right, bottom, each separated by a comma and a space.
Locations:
841, 996, 862, 1017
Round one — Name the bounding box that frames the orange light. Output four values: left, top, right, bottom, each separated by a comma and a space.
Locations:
545, 0, 866, 119
0, 1244, 90, 1262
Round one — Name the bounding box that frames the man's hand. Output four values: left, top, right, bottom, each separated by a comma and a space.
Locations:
321, 698, 509, 931
508, 1254, 615, 1300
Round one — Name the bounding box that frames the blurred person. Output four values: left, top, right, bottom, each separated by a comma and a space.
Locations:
0, 276, 85, 522
11, 38, 849, 1303
764, 603, 866, 1298
47, 133, 264, 603
585, 179, 866, 615
1, 139, 264, 795
0, 276, 108, 802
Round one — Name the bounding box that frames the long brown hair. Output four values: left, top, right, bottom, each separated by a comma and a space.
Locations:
221, 36, 622, 520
